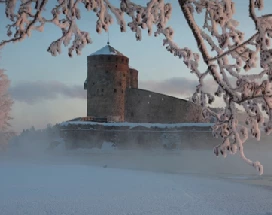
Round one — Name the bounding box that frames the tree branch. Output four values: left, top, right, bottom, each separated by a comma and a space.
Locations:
249, 0, 258, 29
178, 0, 210, 64
208, 32, 259, 62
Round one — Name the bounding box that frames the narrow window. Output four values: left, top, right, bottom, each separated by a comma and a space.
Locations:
114, 89, 117, 93
101, 89, 104, 93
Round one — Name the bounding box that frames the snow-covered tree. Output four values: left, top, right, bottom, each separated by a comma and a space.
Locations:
0, 65, 13, 149
1, 0, 272, 174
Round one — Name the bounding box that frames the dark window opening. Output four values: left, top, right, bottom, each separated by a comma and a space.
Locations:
121, 90, 124, 93
108, 57, 111, 60
115, 65, 118, 68
106, 71, 108, 74
123, 74, 126, 77
114, 89, 117, 93
101, 89, 104, 93
93, 82, 95, 85
119, 82, 122, 86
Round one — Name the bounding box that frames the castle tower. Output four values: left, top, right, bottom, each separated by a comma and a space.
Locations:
85, 44, 129, 122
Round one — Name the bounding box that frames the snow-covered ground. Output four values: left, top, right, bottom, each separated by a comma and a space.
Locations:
1, 160, 272, 215
1, 144, 272, 215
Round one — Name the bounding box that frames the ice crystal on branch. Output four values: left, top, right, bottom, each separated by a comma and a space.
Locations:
1, 0, 272, 174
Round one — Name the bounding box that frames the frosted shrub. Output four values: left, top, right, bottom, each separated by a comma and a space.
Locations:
0, 67, 12, 148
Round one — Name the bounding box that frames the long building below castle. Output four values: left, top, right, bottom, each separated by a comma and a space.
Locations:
84, 44, 203, 123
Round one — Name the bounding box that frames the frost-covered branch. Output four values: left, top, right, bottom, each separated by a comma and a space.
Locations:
173, 0, 272, 175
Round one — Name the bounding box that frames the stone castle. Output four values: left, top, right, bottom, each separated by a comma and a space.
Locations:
84, 44, 203, 123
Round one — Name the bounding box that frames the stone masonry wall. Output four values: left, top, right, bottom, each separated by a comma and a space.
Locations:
60, 124, 214, 150
125, 89, 203, 123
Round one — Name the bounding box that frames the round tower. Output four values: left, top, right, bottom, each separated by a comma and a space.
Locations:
86, 44, 129, 122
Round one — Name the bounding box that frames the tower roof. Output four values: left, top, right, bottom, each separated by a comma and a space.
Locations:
89, 44, 124, 56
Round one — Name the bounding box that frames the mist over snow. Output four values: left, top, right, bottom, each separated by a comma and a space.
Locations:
1, 126, 272, 215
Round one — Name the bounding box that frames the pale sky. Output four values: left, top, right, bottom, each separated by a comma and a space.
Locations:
0, 0, 270, 132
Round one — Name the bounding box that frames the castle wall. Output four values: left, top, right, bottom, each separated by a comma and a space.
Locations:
87, 55, 129, 121
125, 89, 203, 123
60, 123, 214, 150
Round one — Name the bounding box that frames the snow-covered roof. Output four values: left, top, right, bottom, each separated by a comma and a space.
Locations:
60, 121, 214, 129
89, 44, 124, 56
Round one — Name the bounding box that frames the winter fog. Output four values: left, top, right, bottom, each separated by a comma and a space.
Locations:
3, 127, 272, 177
1, 128, 272, 215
